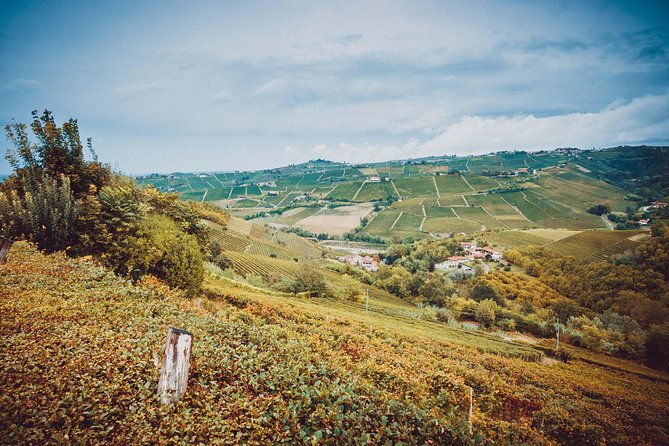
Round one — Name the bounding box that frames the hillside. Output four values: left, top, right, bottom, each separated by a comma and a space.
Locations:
137, 147, 669, 242
2, 242, 669, 444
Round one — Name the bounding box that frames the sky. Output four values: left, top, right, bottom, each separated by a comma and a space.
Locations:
1, 0, 668, 175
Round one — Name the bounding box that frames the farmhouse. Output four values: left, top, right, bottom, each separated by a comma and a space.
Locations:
461, 242, 476, 252
482, 247, 503, 261
267, 190, 280, 196
651, 201, 668, 208
339, 254, 379, 272
361, 256, 379, 272
368, 176, 381, 183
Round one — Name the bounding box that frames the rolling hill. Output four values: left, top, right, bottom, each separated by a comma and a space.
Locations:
2, 241, 668, 444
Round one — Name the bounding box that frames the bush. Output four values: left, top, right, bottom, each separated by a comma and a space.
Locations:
476, 299, 498, 327
0, 172, 78, 252
470, 283, 502, 304
124, 214, 204, 297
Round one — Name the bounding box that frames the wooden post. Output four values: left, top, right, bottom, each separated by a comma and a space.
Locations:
365, 288, 369, 313
0, 238, 13, 264
157, 327, 193, 405
468, 386, 473, 434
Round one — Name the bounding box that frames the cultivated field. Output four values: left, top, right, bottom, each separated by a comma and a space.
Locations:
294, 204, 374, 236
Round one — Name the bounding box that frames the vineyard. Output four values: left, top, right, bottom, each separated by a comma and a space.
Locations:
224, 251, 303, 279
203, 220, 252, 252
545, 230, 647, 261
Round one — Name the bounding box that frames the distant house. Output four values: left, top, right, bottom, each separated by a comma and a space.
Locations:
267, 190, 280, 196
461, 242, 476, 252
257, 181, 275, 187
361, 256, 379, 272
339, 254, 379, 272
436, 256, 471, 270
368, 176, 381, 183
482, 247, 503, 261
639, 219, 650, 226
651, 201, 668, 208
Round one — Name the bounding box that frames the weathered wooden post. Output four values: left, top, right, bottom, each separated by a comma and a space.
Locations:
0, 238, 13, 264
468, 386, 473, 434
157, 327, 193, 405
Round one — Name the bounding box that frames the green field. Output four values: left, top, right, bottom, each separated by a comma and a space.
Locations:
393, 177, 438, 197
435, 175, 473, 194
422, 217, 482, 233
355, 181, 397, 201
141, 148, 663, 240
545, 230, 647, 261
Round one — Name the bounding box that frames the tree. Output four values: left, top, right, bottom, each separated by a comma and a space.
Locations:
0, 171, 78, 252
470, 283, 502, 304
586, 203, 610, 216
4, 109, 110, 198
124, 214, 204, 297
645, 324, 669, 371
476, 299, 498, 327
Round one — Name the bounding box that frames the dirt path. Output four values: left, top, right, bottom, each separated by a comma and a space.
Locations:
391, 180, 402, 201
352, 181, 366, 201
461, 175, 476, 191
389, 211, 404, 230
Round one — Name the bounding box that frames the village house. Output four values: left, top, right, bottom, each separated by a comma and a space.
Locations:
460, 241, 476, 252
651, 201, 668, 208
339, 254, 379, 272
482, 247, 503, 261
435, 256, 469, 270
361, 256, 379, 272
461, 241, 502, 260
368, 176, 381, 183
267, 190, 280, 196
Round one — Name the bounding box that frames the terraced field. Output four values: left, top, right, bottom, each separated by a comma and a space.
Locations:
435, 175, 473, 194
363, 208, 403, 236
142, 149, 658, 241
393, 177, 438, 198
225, 251, 303, 278
422, 217, 481, 233
355, 181, 398, 201
545, 230, 647, 261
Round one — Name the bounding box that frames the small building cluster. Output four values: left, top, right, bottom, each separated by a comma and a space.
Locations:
435, 242, 503, 270
339, 254, 379, 272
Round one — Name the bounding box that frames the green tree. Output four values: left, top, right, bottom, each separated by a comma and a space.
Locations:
470, 283, 502, 304
4, 109, 110, 198
0, 172, 78, 252
124, 214, 204, 297
476, 299, 498, 327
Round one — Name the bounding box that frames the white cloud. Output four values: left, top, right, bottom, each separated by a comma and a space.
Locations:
211, 89, 233, 103
115, 81, 163, 100
422, 93, 669, 154
284, 145, 299, 155
308, 94, 669, 164
252, 79, 281, 96
2, 79, 42, 91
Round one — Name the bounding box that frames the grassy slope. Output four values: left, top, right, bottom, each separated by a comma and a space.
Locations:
2, 243, 669, 445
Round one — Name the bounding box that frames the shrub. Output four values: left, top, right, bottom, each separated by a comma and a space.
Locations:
0, 172, 78, 252
476, 299, 498, 327
124, 214, 204, 297
470, 283, 502, 304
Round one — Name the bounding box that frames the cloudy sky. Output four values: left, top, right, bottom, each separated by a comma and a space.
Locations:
1, 0, 668, 174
